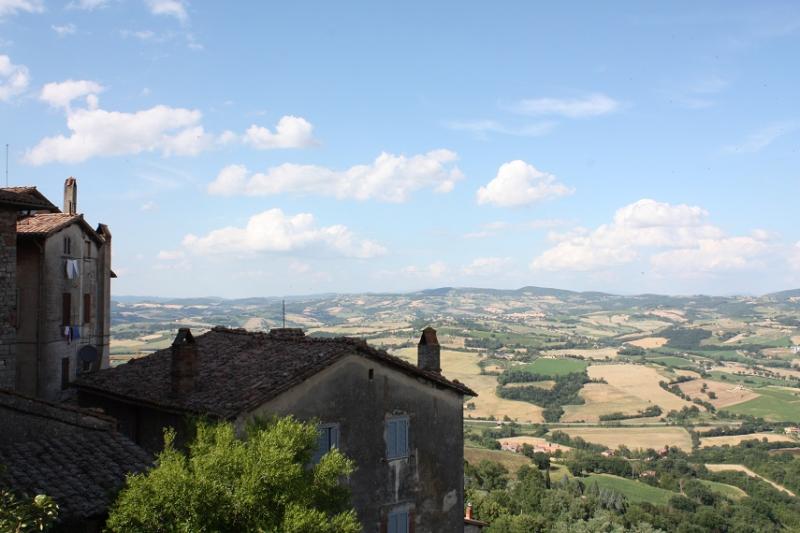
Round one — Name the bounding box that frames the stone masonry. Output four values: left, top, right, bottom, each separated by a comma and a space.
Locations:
0, 209, 17, 389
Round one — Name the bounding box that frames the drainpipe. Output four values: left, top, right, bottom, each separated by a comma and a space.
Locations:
33, 239, 44, 397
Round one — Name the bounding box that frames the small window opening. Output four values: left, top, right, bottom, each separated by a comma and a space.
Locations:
61, 357, 70, 389
368, 368, 374, 380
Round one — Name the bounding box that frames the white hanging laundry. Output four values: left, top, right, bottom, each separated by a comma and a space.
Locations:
65, 260, 72, 278
66, 259, 80, 279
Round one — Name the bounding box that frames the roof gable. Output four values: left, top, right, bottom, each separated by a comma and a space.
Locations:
17, 213, 104, 244
0, 187, 58, 211
75, 327, 475, 419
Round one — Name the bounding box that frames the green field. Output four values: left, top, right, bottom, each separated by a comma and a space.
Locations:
582, 474, 676, 505
709, 371, 791, 388
519, 358, 589, 376
464, 447, 532, 475
723, 387, 800, 422
647, 355, 697, 369
699, 479, 747, 500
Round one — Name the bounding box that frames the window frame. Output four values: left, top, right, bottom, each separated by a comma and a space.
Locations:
387, 509, 410, 533
386, 416, 410, 460
312, 422, 340, 464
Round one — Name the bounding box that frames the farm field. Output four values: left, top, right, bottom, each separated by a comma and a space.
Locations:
518, 358, 589, 376
699, 480, 747, 500
464, 447, 532, 475
705, 464, 795, 496
722, 386, 800, 422
560, 426, 693, 451
395, 348, 544, 422
583, 474, 676, 505
700, 432, 797, 448
587, 364, 696, 412
626, 337, 668, 348
497, 436, 571, 452
561, 383, 650, 423
540, 348, 619, 360
677, 379, 760, 408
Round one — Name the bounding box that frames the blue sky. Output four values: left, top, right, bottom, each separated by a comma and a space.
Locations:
2, 1, 799, 297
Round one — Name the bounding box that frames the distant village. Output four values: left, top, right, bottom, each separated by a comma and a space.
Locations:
0, 179, 487, 532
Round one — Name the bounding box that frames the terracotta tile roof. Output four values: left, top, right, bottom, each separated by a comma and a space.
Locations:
0, 431, 151, 521
0, 389, 116, 435
75, 327, 476, 419
0, 391, 152, 522
17, 213, 104, 243
0, 187, 58, 211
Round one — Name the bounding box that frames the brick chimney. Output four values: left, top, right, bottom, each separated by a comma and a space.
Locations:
417, 326, 440, 373
170, 328, 197, 396
465, 503, 474, 520
64, 177, 77, 215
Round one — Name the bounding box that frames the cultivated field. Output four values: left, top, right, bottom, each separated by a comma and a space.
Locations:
723, 386, 800, 422
583, 474, 676, 505
699, 480, 747, 500
520, 358, 589, 375
677, 379, 760, 408
700, 432, 797, 448
396, 348, 544, 422
587, 364, 696, 412
498, 436, 571, 452
705, 464, 795, 496
541, 348, 619, 360
560, 426, 693, 451
561, 383, 651, 423
627, 337, 668, 349
464, 447, 532, 475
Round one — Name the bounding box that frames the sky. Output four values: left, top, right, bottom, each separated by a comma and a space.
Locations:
1, 1, 800, 298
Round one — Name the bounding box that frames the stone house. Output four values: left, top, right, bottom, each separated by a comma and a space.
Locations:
0, 389, 151, 532
75, 326, 476, 532
0, 178, 113, 400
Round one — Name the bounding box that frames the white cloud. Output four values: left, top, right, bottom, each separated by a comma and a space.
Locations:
157, 249, 184, 260
476, 160, 574, 207
531, 198, 768, 274
51, 23, 77, 36
0, 55, 30, 102
145, 0, 187, 22
180, 208, 386, 259
242, 115, 316, 149
67, 0, 109, 10
40, 79, 104, 109
208, 149, 464, 203
402, 261, 448, 279
444, 119, 555, 138
0, 0, 43, 17
462, 257, 512, 276
140, 200, 157, 211
25, 95, 211, 164
723, 122, 798, 153
513, 93, 619, 118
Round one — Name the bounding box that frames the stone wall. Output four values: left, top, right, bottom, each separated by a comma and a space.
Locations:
0, 209, 17, 390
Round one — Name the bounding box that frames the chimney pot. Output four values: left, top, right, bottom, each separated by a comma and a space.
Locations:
417, 326, 441, 373
466, 503, 473, 520
64, 177, 77, 215
170, 328, 197, 396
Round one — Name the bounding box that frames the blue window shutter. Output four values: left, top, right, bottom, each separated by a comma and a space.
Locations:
387, 420, 397, 458
388, 510, 408, 533
330, 425, 339, 449
399, 419, 409, 456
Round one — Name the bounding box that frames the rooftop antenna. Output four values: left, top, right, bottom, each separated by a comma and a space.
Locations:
4, 144, 8, 187
282, 299, 286, 328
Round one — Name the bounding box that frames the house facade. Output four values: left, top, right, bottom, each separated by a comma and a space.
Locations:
75, 326, 475, 532
0, 179, 113, 400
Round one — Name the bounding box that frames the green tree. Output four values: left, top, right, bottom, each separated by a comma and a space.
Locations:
105, 417, 360, 533
0, 490, 58, 533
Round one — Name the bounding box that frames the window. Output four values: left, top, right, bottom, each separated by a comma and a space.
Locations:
83, 293, 91, 324
386, 416, 409, 459
312, 423, 339, 463
387, 509, 409, 533
61, 293, 71, 326
84, 240, 91, 258
63, 237, 71, 255
61, 357, 70, 389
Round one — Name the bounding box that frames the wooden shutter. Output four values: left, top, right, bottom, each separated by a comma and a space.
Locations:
83, 293, 91, 323
62, 293, 71, 326
387, 420, 398, 458
330, 425, 339, 449
398, 419, 409, 456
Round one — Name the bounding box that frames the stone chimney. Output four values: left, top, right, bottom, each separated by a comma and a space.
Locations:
64, 177, 77, 215
417, 326, 440, 373
170, 328, 197, 396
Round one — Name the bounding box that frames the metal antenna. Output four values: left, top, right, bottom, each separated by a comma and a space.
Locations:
282, 299, 286, 328
4, 144, 8, 187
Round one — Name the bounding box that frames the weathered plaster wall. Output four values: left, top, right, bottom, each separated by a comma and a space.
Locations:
0, 209, 17, 390
242, 355, 466, 533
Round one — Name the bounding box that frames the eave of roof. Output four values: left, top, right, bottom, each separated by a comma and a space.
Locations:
17, 213, 105, 244
0, 187, 58, 211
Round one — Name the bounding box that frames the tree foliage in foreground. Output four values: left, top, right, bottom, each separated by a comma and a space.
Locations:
105, 417, 360, 533
0, 489, 58, 533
